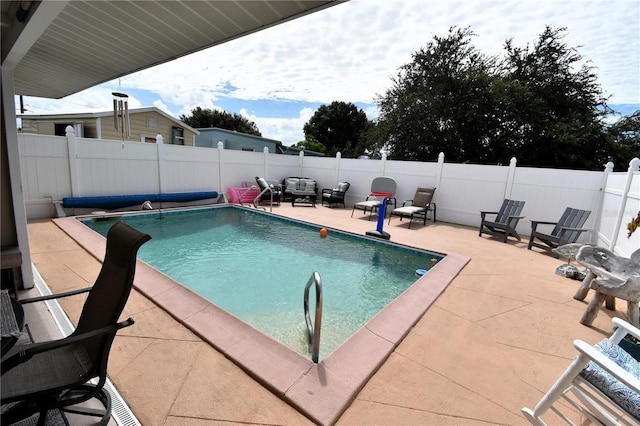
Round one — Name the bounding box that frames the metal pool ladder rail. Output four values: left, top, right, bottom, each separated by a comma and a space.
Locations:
303, 272, 323, 363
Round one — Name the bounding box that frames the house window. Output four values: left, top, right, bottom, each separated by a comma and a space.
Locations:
54, 122, 84, 137
148, 117, 158, 129
171, 126, 184, 145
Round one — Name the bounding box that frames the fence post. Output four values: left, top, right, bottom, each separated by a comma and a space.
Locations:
298, 150, 304, 176
335, 152, 342, 184
65, 125, 80, 197
263, 147, 270, 178
381, 152, 387, 175
610, 157, 640, 253
155, 134, 165, 194
435, 152, 445, 189
505, 157, 517, 199
218, 142, 226, 202
592, 161, 613, 245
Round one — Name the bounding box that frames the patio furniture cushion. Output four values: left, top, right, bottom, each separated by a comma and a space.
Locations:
388, 187, 436, 228
579, 338, 640, 419
321, 182, 351, 208
281, 177, 318, 201
522, 318, 640, 424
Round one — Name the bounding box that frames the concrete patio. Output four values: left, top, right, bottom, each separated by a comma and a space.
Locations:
23, 202, 629, 425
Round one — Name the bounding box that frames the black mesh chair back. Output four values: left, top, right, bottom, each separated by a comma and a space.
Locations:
1, 222, 151, 424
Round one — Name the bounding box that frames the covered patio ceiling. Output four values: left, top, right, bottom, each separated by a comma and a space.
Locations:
1, 0, 344, 99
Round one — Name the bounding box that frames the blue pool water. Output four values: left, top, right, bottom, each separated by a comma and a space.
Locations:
83, 207, 443, 359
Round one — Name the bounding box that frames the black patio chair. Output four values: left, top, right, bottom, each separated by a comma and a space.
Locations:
478, 199, 526, 243
321, 182, 350, 208
1, 222, 151, 425
254, 176, 281, 206
528, 207, 591, 256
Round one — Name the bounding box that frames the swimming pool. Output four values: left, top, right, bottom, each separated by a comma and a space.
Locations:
83, 206, 443, 359
58, 206, 469, 424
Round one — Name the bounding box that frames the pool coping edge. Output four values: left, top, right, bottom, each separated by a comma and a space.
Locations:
52, 215, 470, 425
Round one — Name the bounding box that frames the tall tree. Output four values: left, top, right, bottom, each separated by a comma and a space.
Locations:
501, 26, 613, 169
606, 110, 640, 169
373, 26, 618, 170
179, 107, 261, 136
374, 27, 499, 163
290, 140, 327, 153
303, 101, 370, 157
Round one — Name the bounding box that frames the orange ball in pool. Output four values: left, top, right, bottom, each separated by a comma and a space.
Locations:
320, 228, 328, 238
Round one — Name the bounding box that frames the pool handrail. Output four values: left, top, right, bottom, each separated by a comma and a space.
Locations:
303, 272, 323, 363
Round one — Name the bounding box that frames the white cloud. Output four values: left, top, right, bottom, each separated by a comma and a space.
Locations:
128, 0, 638, 105
243, 107, 315, 145
16, 0, 639, 145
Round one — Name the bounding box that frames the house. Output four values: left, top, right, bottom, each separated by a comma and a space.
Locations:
195, 127, 325, 156
18, 107, 199, 145
195, 127, 284, 153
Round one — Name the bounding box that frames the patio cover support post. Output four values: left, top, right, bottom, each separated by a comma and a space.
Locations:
1, 67, 34, 288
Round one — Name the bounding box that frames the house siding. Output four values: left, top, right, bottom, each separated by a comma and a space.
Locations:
195, 128, 280, 152
99, 111, 196, 145
19, 109, 196, 146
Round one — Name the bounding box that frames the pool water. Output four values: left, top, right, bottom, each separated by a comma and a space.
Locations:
83, 207, 443, 360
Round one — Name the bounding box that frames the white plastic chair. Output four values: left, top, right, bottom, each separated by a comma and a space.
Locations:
522, 317, 640, 425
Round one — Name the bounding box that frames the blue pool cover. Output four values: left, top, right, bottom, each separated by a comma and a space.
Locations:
62, 191, 219, 210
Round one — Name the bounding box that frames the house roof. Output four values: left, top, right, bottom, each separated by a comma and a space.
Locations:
18, 107, 200, 134
197, 127, 281, 144
1, 1, 344, 99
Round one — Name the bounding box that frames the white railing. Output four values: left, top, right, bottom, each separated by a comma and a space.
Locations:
18, 132, 639, 257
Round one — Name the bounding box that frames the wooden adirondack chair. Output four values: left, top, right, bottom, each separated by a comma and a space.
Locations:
528, 207, 591, 256
478, 199, 526, 243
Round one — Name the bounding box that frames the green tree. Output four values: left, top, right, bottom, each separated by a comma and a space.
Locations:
303, 101, 370, 157
373, 26, 618, 170
290, 140, 327, 153
606, 110, 640, 169
179, 107, 261, 136
501, 26, 614, 169
374, 27, 500, 163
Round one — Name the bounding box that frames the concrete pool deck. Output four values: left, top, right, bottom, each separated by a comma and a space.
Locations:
25, 203, 628, 425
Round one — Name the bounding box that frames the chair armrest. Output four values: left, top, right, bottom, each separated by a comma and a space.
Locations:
558, 226, 589, 233
401, 200, 414, 207
530, 220, 558, 231
480, 211, 498, 220
1, 318, 134, 374
321, 188, 332, 195
574, 339, 640, 392
611, 317, 640, 342
19, 286, 93, 304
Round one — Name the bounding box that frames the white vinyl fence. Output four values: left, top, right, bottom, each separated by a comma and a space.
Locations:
19, 133, 640, 257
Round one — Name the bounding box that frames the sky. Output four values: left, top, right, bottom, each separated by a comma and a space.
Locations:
17, 0, 640, 146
